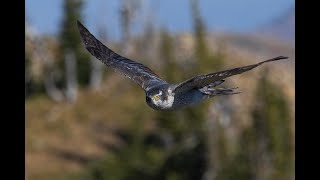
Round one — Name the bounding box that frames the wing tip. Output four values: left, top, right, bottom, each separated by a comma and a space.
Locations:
76, 20, 96, 47
260, 56, 289, 65
77, 20, 84, 29
76, 20, 89, 35
273, 56, 289, 60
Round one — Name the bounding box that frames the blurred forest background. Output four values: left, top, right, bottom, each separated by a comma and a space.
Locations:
25, 0, 295, 179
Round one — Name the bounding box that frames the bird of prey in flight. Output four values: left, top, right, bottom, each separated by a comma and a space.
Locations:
77, 21, 288, 111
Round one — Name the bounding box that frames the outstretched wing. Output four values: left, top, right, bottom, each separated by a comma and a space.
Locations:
173, 56, 288, 94
77, 21, 166, 91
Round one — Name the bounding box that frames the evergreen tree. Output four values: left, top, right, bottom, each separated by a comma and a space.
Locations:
250, 70, 294, 179
189, 2, 230, 179
190, 0, 224, 73
59, 0, 90, 88
216, 70, 294, 180
159, 30, 181, 83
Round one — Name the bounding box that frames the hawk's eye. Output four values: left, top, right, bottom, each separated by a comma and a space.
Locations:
154, 95, 161, 101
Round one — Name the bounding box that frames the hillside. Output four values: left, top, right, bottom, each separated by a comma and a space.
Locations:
255, 6, 295, 43
26, 30, 295, 180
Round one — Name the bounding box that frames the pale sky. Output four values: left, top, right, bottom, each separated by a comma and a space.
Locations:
26, 0, 294, 40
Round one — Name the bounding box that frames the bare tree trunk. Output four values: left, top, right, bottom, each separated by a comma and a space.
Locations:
37, 39, 64, 102
89, 56, 103, 91
25, 68, 31, 98
203, 107, 218, 180
203, 99, 232, 180
119, 0, 141, 54
120, 0, 131, 54
43, 62, 64, 102
65, 50, 77, 103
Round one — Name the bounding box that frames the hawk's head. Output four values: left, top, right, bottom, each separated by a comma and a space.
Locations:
146, 87, 175, 110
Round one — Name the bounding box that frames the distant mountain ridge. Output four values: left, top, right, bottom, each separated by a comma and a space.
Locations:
256, 6, 295, 43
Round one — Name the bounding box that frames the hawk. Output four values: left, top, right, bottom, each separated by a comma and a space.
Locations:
77, 21, 288, 111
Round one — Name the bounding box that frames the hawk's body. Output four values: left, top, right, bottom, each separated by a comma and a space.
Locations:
77, 21, 288, 111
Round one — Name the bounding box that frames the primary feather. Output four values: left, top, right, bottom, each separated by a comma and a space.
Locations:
172, 56, 288, 94
77, 21, 166, 91
77, 20, 289, 111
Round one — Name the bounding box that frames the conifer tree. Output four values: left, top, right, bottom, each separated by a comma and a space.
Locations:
216, 70, 293, 180
250, 70, 293, 179
190, 0, 224, 73
59, 0, 90, 101
189, 1, 227, 179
